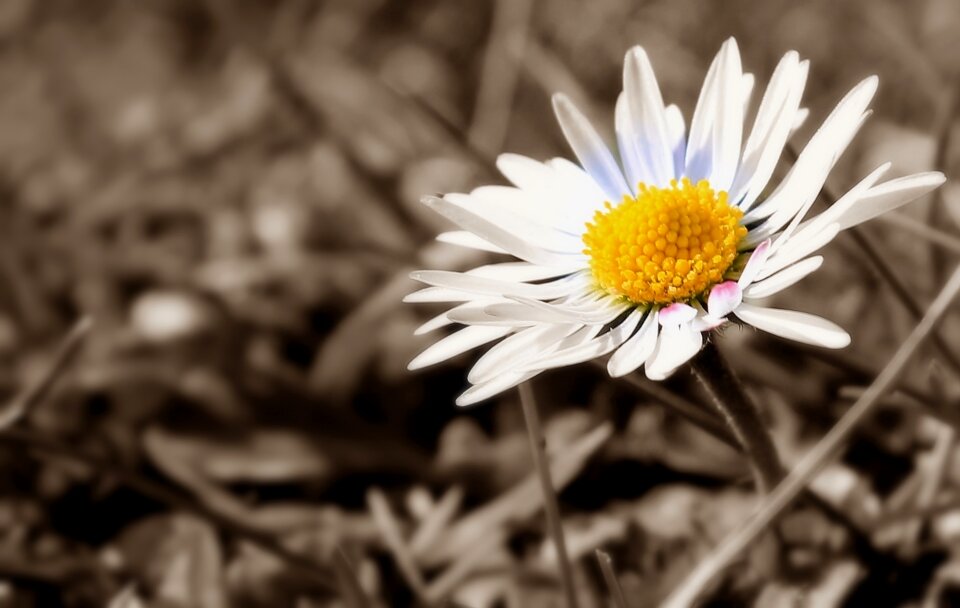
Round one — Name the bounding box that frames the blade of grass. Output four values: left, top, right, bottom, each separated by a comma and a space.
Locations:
663, 262, 960, 608
409, 485, 465, 557
878, 212, 960, 256
595, 550, 629, 608
333, 547, 371, 608
519, 381, 580, 608
419, 423, 611, 566
424, 528, 507, 604
0, 317, 92, 429
367, 487, 430, 603
468, 0, 534, 156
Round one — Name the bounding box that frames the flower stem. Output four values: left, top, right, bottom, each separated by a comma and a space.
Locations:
518, 381, 580, 608
689, 340, 784, 493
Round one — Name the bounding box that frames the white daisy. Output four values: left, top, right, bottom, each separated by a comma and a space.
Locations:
406, 38, 945, 406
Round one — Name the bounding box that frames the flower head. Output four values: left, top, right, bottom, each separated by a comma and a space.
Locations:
407, 38, 945, 406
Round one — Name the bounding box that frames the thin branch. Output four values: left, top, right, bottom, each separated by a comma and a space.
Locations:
690, 341, 784, 494
518, 382, 580, 608
595, 550, 629, 608
0, 317, 92, 429
663, 262, 960, 608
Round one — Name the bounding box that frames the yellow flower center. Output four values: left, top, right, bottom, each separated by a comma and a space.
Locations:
583, 178, 747, 305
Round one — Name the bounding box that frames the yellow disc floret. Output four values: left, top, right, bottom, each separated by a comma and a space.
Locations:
583, 178, 747, 305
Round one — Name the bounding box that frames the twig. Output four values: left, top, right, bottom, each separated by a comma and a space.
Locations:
367, 487, 430, 603
0, 317, 92, 429
689, 341, 784, 494
595, 550, 629, 608
0, 429, 338, 593
663, 262, 960, 608
518, 382, 580, 608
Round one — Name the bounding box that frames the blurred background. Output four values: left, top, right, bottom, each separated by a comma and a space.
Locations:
0, 0, 959, 606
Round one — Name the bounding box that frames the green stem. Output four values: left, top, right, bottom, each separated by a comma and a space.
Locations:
689, 340, 784, 494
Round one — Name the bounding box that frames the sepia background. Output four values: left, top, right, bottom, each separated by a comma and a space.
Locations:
0, 0, 959, 606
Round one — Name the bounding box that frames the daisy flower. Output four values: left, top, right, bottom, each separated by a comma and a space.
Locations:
406, 38, 945, 406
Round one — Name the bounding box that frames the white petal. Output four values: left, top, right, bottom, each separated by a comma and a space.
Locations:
645, 321, 703, 380
468, 323, 580, 383
735, 302, 850, 348
607, 310, 659, 377
623, 46, 675, 187
408, 326, 513, 370
729, 52, 806, 208
437, 231, 507, 254
467, 262, 574, 282
707, 280, 743, 318
741, 72, 755, 114
487, 295, 628, 325
456, 371, 538, 407
494, 155, 601, 234
664, 104, 686, 180
414, 299, 507, 335
519, 309, 645, 373
496, 153, 552, 192
691, 312, 727, 332
446, 306, 536, 326
415, 310, 455, 335
742, 76, 877, 229
831, 172, 947, 232
423, 196, 583, 267
685, 44, 723, 182
446, 191, 584, 249
792, 107, 809, 133
409, 269, 588, 299
737, 239, 772, 288
708, 38, 744, 191
552, 94, 630, 201
546, 157, 610, 226
615, 93, 653, 191
659, 302, 698, 325
758, 223, 839, 280
774, 163, 890, 250
405, 286, 484, 303
742, 256, 823, 299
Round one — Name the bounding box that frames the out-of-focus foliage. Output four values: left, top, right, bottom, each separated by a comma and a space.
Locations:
0, 0, 957, 606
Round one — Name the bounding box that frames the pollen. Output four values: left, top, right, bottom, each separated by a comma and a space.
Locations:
583, 178, 747, 305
